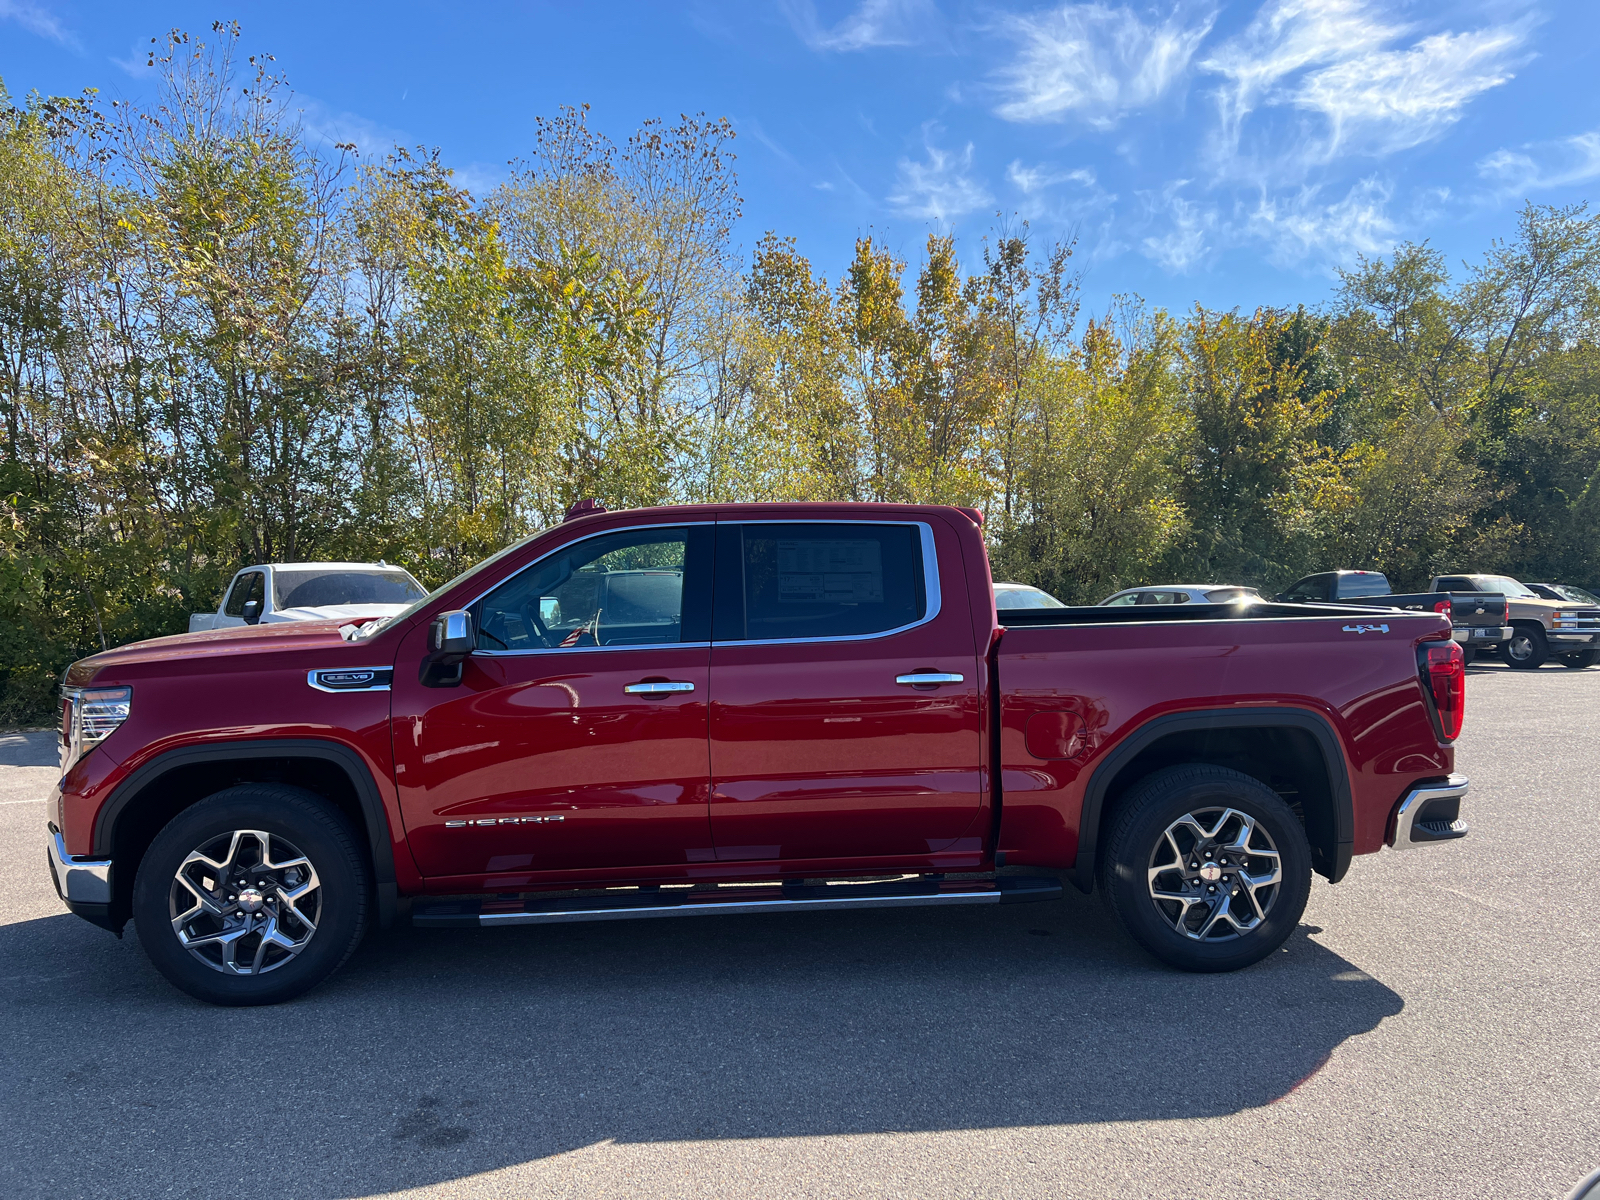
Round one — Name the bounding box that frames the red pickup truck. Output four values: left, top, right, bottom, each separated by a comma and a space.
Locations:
46, 503, 1470, 1005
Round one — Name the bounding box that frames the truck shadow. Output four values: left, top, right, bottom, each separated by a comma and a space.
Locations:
0, 888, 1402, 1198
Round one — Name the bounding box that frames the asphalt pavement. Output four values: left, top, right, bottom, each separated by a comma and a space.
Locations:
2, 660, 1597, 1199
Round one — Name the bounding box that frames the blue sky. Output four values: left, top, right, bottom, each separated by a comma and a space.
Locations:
3, 0, 1599, 315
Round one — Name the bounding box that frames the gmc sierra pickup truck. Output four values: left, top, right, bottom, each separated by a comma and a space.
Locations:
47, 503, 1470, 1006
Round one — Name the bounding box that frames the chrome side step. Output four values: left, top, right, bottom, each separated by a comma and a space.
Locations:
412, 875, 1062, 929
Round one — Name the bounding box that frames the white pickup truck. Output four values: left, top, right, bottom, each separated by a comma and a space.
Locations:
188, 561, 429, 632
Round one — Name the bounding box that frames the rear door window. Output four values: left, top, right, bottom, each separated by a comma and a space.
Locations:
714, 523, 927, 642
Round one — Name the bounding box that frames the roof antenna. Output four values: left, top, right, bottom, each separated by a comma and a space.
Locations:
564, 498, 608, 522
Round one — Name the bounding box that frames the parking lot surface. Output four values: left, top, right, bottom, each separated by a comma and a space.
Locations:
2, 660, 1597, 1199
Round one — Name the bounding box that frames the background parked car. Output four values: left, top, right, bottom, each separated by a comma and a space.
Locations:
1273, 570, 1511, 659
1099, 584, 1262, 606
1431, 573, 1600, 669
993, 582, 1067, 610
188, 562, 428, 632
1526, 582, 1600, 605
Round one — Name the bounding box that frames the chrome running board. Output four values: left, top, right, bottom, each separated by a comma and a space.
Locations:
412, 875, 1062, 928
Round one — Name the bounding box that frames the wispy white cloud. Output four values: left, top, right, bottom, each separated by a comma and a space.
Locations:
1478, 130, 1600, 197
1006, 160, 1098, 195
735, 117, 800, 169
451, 162, 509, 197
1201, 0, 1531, 174
110, 41, 156, 78
887, 126, 994, 221
1, 0, 74, 46
991, 2, 1216, 127
783, 0, 943, 52
1245, 175, 1395, 266
1134, 173, 1395, 275
293, 98, 408, 160
1138, 181, 1217, 272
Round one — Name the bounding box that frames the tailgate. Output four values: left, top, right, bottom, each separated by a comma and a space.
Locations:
1443, 593, 1508, 628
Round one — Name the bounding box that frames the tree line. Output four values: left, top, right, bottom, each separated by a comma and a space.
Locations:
3, 24, 1599, 723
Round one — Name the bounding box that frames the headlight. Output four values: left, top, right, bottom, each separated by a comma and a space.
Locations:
59, 685, 132, 772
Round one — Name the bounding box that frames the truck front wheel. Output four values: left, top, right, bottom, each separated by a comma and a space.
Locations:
1099, 765, 1313, 973
132, 784, 370, 1006
1501, 626, 1548, 669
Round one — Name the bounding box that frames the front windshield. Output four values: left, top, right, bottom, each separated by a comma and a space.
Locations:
351, 528, 554, 639
1556, 584, 1600, 604
274, 568, 427, 609
1468, 575, 1539, 599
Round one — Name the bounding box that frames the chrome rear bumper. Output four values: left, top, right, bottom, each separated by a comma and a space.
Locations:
1389, 775, 1469, 849
1451, 626, 1511, 643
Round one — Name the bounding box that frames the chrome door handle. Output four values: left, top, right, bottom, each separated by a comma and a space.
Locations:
624, 681, 696, 695
895, 672, 965, 686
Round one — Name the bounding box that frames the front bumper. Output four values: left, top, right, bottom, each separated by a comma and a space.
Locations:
1452, 626, 1512, 644
46, 824, 120, 931
1548, 630, 1600, 644
1389, 775, 1469, 849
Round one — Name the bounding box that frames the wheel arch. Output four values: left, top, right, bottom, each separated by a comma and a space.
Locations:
93, 739, 398, 932
1069, 708, 1353, 895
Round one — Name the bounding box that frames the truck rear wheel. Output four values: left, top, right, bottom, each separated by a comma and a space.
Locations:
1501, 626, 1548, 669
132, 784, 370, 1006
1099, 765, 1312, 973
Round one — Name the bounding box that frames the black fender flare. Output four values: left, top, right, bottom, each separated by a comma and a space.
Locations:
1069, 707, 1354, 894
93, 738, 399, 928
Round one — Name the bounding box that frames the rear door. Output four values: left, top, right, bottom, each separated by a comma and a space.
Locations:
706, 517, 982, 865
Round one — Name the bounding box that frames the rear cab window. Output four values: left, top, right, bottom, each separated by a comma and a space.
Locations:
1335, 573, 1391, 599
713, 523, 928, 642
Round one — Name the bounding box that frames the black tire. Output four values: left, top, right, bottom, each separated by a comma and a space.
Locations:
1562, 648, 1600, 669
1457, 644, 1475, 665
132, 784, 370, 1006
1500, 626, 1549, 669
1099, 764, 1313, 973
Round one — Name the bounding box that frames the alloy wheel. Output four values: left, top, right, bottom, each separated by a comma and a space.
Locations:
1146, 807, 1282, 941
1508, 634, 1536, 662
169, 829, 322, 975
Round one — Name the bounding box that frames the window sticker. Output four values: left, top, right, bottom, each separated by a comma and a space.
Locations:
776, 539, 884, 605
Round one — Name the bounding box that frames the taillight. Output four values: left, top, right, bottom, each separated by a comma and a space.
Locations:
1422, 641, 1465, 740
1432, 599, 1451, 615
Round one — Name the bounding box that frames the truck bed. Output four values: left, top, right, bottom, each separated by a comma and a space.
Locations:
993, 602, 1452, 884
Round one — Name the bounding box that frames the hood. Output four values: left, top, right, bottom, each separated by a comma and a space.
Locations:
64, 619, 354, 686
262, 603, 410, 624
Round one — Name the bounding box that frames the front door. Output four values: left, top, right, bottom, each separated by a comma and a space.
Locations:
707, 519, 983, 865
392, 524, 716, 884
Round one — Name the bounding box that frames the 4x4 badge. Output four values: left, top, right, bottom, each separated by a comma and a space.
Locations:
1341, 623, 1389, 634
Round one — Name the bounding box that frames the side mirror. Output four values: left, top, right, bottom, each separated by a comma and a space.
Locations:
242, 599, 262, 625
430, 609, 474, 656
421, 609, 473, 688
